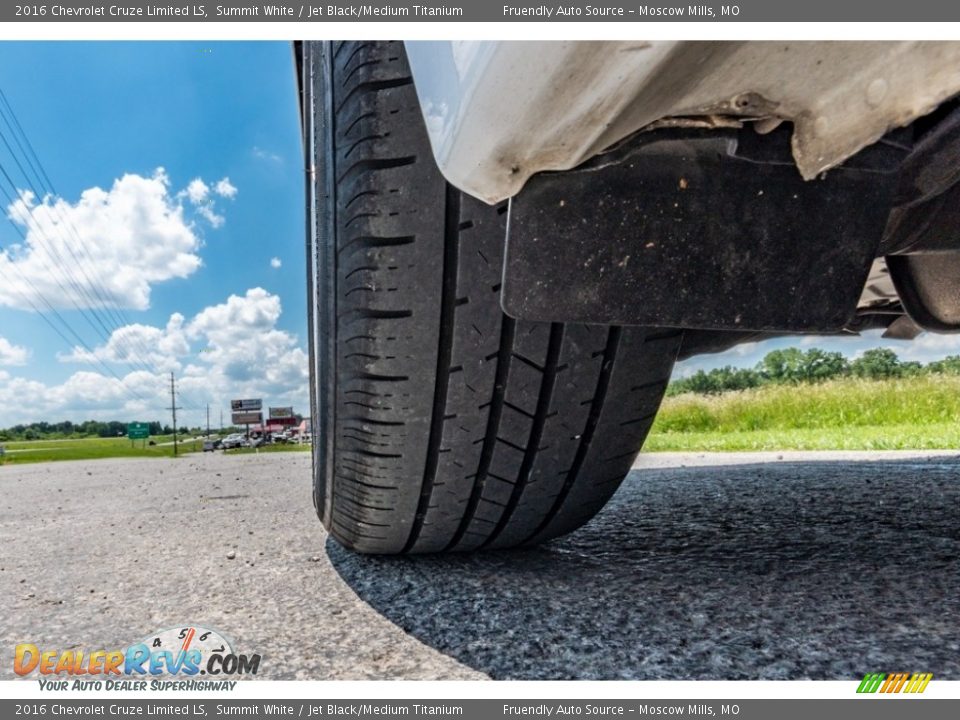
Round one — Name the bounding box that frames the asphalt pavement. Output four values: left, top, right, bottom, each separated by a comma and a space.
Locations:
1, 450, 958, 680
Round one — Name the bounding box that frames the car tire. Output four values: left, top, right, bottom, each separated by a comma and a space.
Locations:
305, 40, 682, 554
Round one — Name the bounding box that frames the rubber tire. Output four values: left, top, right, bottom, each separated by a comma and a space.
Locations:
308, 41, 681, 554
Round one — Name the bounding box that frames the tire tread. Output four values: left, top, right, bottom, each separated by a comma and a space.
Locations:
318, 41, 680, 553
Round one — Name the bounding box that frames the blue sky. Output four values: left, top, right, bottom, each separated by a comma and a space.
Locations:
0, 42, 306, 427
0, 41, 958, 428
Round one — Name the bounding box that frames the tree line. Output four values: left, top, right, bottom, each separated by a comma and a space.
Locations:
668, 348, 960, 396
0, 420, 196, 442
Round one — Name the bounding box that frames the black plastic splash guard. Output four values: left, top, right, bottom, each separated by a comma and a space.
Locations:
502, 125, 905, 332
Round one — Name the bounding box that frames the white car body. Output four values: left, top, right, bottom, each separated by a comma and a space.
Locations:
404, 41, 960, 204
221, 433, 245, 449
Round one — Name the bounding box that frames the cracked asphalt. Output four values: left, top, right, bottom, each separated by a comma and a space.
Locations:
1, 450, 958, 680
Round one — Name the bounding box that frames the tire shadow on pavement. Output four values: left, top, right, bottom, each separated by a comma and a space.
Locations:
327, 458, 960, 680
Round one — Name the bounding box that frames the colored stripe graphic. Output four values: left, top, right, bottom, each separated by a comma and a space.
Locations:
904, 673, 934, 694
890, 673, 909, 693
857, 672, 932, 694
857, 673, 886, 693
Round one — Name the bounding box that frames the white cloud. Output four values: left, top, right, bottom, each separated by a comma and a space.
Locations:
178, 175, 234, 228
214, 178, 237, 198
58, 313, 190, 372
0, 337, 30, 366
183, 288, 308, 401
0, 368, 169, 425
0, 169, 231, 312
195, 204, 225, 229
189, 288, 279, 335
732, 341, 759, 357
16, 288, 308, 425
185, 288, 309, 411
252, 146, 282, 163
184, 178, 209, 204
270, 257, 282, 269
899, 332, 960, 362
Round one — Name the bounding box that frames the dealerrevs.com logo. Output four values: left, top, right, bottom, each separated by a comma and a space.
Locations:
15, 625, 261, 691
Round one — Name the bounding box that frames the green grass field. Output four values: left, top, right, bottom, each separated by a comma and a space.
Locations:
648, 375, 960, 451
3, 375, 957, 464
0, 436, 179, 464
0, 436, 310, 465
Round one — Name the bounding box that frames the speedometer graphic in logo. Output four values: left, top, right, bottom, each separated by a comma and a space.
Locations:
139, 625, 234, 675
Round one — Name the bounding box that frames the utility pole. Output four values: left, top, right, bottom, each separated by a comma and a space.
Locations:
206, 404, 210, 438
168, 371, 182, 457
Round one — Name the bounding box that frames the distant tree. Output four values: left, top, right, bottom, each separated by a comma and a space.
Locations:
681, 370, 720, 394
665, 343, 943, 396
754, 347, 848, 384
77, 420, 102, 437
99, 421, 125, 438
798, 348, 848, 382
926, 355, 960, 375
712, 366, 761, 391
900, 361, 924, 377
668, 366, 761, 395
850, 348, 903, 379
757, 348, 806, 383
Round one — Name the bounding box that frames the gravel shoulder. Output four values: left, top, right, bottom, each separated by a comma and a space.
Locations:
0, 453, 479, 680
2, 450, 958, 680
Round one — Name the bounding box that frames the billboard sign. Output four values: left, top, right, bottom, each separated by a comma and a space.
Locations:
127, 422, 150, 440
231, 398, 262, 411
269, 407, 295, 419
231, 411, 262, 425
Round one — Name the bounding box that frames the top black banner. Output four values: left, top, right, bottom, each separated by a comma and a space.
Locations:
5, 0, 960, 22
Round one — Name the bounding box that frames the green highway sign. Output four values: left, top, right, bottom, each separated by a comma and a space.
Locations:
127, 422, 150, 440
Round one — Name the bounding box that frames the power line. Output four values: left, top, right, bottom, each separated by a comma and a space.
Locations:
0, 88, 208, 411
0, 94, 166, 371
0, 173, 168, 401
0, 99, 137, 340
0, 157, 164, 383
0, 122, 116, 315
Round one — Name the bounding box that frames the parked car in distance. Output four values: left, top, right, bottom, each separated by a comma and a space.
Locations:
221, 433, 245, 450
